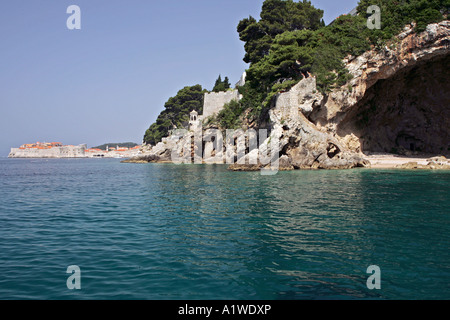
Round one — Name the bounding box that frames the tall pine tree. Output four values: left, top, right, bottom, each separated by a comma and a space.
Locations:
212, 75, 232, 92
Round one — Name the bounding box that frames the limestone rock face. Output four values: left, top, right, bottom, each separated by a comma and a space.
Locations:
269, 79, 370, 170
274, 76, 323, 117
278, 155, 294, 171
313, 21, 449, 157
230, 75, 369, 171
321, 21, 450, 124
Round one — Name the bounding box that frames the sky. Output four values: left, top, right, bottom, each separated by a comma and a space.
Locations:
0, 0, 359, 156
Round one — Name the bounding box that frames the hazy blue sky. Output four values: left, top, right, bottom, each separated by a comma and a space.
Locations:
0, 0, 359, 156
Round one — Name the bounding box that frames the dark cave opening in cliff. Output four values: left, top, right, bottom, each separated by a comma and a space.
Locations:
337, 54, 450, 156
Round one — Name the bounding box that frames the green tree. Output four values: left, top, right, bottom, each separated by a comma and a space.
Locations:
224, 77, 231, 90
213, 75, 224, 92
216, 100, 245, 129
357, 0, 448, 35
212, 75, 232, 92
143, 85, 205, 145
237, 0, 324, 64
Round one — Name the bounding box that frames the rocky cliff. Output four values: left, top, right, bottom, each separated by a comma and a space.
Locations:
127, 21, 449, 170
316, 21, 450, 156
233, 20, 449, 170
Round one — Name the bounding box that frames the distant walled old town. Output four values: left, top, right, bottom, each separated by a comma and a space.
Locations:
8, 142, 142, 159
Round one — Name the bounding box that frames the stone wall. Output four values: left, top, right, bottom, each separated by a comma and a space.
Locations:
235, 71, 246, 88
274, 77, 323, 120
203, 90, 242, 119
8, 145, 87, 158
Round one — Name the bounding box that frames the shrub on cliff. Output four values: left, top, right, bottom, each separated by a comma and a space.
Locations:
215, 100, 245, 129
357, 0, 449, 36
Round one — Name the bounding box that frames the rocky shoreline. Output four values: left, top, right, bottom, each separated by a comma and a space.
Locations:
122, 152, 450, 170
367, 155, 450, 170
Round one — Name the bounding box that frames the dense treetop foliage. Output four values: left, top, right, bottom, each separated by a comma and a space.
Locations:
237, 0, 324, 65
237, 0, 449, 123
144, 85, 206, 145
212, 75, 232, 92
357, 0, 449, 36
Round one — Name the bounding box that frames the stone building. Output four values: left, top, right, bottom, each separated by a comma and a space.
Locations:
9, 144, 87, 158
188, 76, 244, 131
189, 110, 201, 131
202, 90, 242, 119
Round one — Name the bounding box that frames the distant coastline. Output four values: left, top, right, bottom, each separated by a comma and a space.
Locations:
8, 142, 142, 159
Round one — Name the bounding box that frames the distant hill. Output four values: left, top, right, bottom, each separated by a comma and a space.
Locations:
93, 142, 139, 150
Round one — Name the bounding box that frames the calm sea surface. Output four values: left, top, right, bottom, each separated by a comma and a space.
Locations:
0, 158, 448, 300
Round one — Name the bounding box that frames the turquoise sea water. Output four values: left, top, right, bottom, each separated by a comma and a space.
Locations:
0, 158, 448, 300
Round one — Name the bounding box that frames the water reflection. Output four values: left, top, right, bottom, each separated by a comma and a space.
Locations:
140, 165, 449, 299
1, 159, 448, 299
